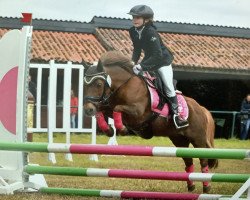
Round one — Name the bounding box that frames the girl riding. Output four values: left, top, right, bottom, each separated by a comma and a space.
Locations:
128, 5, 189, 129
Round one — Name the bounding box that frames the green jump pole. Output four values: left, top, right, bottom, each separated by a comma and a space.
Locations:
24, 165, 250, 183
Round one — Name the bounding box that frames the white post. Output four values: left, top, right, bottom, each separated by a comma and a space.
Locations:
47, 60, 57, 164
89, 116, 98, 161
63, 62, 73, 161
0, 26, 46, 193
78, 67, 84, 129
35, 67, 42, 129
0, 26, 31, 194
107, 118, 118, 145
230, 178, 250, 200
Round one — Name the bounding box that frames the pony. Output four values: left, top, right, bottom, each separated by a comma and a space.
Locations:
83, 51, 218, 193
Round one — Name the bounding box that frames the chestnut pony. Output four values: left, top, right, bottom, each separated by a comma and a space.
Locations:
83, 51, 218, 193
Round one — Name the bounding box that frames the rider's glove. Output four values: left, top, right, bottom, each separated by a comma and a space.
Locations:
133, 64, 142, 75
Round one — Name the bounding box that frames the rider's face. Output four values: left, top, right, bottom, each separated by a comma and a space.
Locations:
132, 16, 144, 28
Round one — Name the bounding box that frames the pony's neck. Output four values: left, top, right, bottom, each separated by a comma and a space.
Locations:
104, 65, 133, 90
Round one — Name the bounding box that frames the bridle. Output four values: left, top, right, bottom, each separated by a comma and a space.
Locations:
83, 71, 135, 108
83, 72, 110, 106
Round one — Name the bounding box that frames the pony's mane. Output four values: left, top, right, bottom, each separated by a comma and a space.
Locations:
99, 51, 133, 73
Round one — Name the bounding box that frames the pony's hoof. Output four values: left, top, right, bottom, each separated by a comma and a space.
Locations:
203, 185, 211, 193
117, 126, 128, 136
105, 125, 114, 137
187, 184, 195, 192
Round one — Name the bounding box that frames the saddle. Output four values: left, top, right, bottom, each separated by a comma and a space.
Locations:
141, 72, 189, 119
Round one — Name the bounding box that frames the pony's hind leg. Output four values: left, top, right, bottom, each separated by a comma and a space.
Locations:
192, 138, 211, 193
199, 158, 211, 193
184, 158, 195, 192
169, 135, 195, 192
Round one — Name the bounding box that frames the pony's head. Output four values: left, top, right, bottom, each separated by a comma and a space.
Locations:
83, 51, 134, 116
83, 61, 108, 116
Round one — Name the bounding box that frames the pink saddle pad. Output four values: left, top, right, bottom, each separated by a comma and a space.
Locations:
144, 72, 189, 119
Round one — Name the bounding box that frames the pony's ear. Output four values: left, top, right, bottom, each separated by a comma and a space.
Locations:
96, 60, 104, 73
82, 62, 91, 72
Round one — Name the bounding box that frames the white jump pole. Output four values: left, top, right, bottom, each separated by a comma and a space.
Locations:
89, 116, 98, 161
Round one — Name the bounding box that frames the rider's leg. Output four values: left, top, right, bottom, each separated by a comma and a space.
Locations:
157, 65, 189, 129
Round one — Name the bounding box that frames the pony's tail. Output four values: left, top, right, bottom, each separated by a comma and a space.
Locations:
206, 138, 219, 168
202, 106, 219, 169
208, 158, 218, 169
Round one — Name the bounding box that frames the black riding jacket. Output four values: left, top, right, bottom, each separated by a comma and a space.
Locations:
129, 24, 174, 71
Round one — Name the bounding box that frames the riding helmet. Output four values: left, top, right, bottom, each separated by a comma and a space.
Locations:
128, 5, 154, 19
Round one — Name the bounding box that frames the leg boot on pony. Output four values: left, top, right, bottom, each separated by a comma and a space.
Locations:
113, 111, 128, 136
168, 96, 189, 129
95, 112, 114, 137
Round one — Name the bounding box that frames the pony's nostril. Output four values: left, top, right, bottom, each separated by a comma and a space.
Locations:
85, 107, 95, 116
89, 108, 94, 113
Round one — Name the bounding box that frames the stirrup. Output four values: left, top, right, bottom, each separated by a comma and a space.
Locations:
173, 114, 189, 129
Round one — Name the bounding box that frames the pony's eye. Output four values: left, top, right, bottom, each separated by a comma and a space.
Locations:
96, 82, 102, 87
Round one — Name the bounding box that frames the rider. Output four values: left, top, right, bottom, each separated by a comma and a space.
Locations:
128, 5, 189, 129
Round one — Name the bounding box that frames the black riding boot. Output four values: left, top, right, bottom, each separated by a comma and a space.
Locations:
168, 96, 189, 129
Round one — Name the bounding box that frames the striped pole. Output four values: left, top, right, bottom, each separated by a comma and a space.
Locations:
0, 142, 249, 159
24, 165, 250, 183
39, 187, 231, 199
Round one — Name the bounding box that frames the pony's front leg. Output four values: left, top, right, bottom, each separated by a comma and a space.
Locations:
112, 111, 129, 136
114, 104, 153, 139
113, 105, 141, 135
95, 112, 114, 137
114, 104, 144, 117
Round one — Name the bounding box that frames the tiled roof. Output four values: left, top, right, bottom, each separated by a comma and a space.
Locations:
91, 17, 250, 39
163, 33, 250, 70
96, 28, 250, 71
1, 27, 250, 71
0, 29, 106, 63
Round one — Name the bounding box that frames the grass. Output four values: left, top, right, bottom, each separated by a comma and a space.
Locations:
1, 133, 250, 200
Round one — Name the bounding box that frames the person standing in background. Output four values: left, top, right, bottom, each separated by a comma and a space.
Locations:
70, 89, 78, 128
28, 75, 37, 100
240, 93, 250, 140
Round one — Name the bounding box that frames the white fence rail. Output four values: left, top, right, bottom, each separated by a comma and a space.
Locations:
29, 61, 99, 162
28, 61, 92, 133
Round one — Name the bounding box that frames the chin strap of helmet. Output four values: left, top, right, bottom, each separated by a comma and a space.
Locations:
135, 26, 145, 39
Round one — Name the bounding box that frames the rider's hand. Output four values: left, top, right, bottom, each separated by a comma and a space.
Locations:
133, 64, 142, 75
